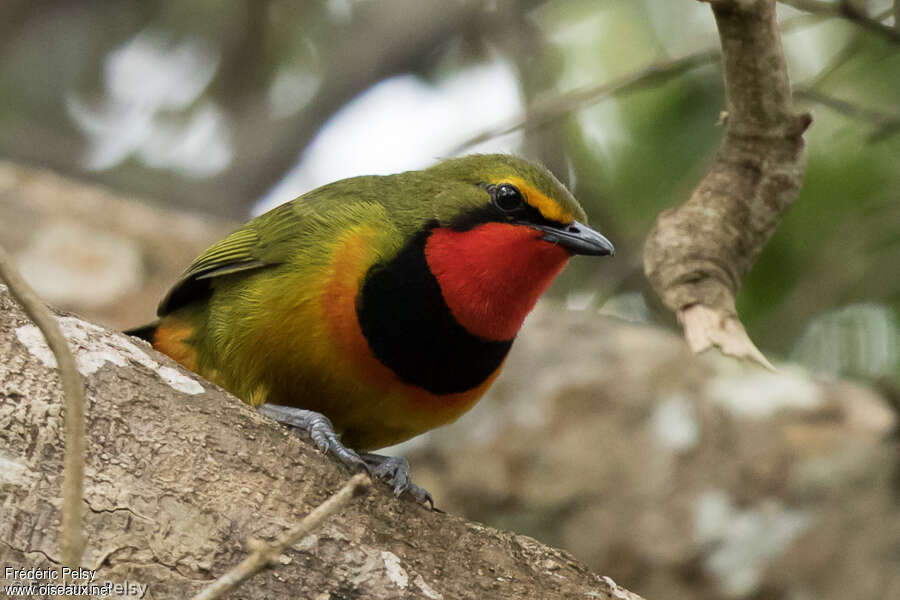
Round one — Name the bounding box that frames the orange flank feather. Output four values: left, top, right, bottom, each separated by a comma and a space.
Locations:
152, 320, 199, 373
318, 227, 498, 449
320, 227, 393, 395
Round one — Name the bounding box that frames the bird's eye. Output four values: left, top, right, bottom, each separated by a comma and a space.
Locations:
492, 184, 524, 212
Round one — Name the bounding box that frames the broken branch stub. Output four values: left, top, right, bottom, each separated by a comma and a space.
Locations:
644, 0, 811, 369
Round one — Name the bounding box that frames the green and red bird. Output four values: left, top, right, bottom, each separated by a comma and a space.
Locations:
128, 154, 613, 504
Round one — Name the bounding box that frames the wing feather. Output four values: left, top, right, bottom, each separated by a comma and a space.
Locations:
157, 203, 298, 316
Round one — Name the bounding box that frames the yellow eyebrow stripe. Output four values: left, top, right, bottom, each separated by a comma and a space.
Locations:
496, 175, 574, 224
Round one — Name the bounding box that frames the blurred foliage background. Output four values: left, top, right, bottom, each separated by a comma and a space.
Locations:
1, 0, 897, 385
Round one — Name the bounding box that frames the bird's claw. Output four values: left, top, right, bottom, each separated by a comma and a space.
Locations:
362, 453, 434, 509
258, 405, 431, 506
258, 404, 368, 473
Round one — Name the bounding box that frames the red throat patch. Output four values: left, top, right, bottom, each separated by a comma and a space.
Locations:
425, 223, 570, 341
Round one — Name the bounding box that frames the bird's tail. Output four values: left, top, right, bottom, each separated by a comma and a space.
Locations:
124, 322, 159, 344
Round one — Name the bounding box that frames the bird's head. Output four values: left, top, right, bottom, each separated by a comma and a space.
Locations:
422, 154, 613, 257
399, 154, 614, 341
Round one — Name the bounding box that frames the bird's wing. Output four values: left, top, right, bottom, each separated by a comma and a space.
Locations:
157, 202, 300, 316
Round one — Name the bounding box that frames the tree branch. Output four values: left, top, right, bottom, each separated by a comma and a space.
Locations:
644, 0, 811, 368
0, 245, 85, 566
1, 0, 487, 220
206, 0, 483, 217
795, 87, 900, 140
448, 7, 831, 157
0, 285, 647, 600
779, 0, 900, 44
450, 50, 720, 157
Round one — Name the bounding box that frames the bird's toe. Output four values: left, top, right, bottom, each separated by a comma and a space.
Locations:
362, 453, 434, 509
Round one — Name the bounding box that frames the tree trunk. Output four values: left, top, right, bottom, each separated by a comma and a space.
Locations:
0, 286, 644, 600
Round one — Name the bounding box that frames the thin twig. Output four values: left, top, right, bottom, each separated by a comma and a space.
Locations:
191, 473, 371, 600
798, 32, 864, 89
789, 21, 900, 141
779, 0, 900, 44
795, 87, 900, 140
0, 244, 85, 566
795, 87, 900, 126
778, 0, 838, 13
211, 0, 484, 217
450, 49, 720, 156
450, 8, 834, 156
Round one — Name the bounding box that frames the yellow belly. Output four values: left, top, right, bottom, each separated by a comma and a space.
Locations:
199, 224, 497, 451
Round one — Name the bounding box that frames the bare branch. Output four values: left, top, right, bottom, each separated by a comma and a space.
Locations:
2, 0, 487, 219
789, 30, 900, 140
797, 32, 864, 89
779, 0, 900, 44
644, 0, 812, 368
208, 0, 484, 216
1, 274, 648, 599
795, 87, 900, 139
0, 244, 85, 566
779, 0, 841, 13
450, 49, 720, 156
449, 9, 832, 157
191, 473, 371, 600
680, 304, 776, 370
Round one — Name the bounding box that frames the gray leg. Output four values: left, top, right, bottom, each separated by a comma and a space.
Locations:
258, 404, 367, 473
362, 453, 434, 509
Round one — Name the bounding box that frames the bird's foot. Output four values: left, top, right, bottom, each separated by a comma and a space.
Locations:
362, 453, 434, 509
258, 405, 433, 508
258, 404, 368, 473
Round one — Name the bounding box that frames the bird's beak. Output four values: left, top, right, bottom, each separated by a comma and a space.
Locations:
527, 221, 615, 256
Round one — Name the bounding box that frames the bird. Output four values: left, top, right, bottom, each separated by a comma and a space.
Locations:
127, 154, 613, 505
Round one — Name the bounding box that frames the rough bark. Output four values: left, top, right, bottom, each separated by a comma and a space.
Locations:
643, 0, 811, 368
0, 286, 644, 600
